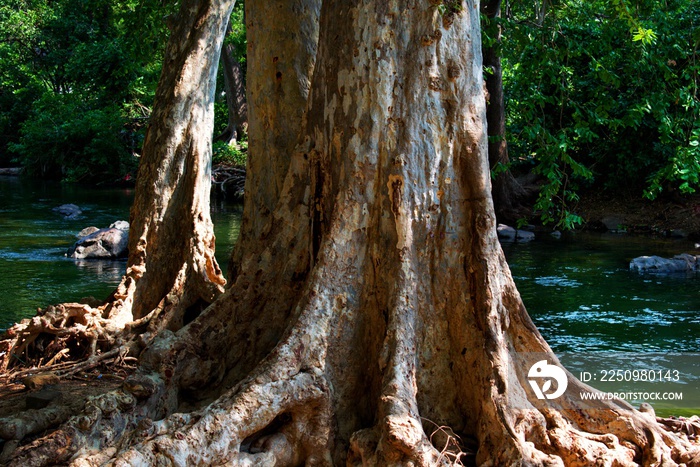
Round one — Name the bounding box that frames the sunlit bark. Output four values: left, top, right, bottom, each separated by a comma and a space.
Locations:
4, 1, 697, 466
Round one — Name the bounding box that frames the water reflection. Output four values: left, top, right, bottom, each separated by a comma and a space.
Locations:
0, 177, 242, 326
72, 259, 126, 283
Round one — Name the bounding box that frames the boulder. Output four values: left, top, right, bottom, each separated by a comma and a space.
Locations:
0, 167, 21, 175
497, 224, 535, 243
76, 226, 99, 238
497, 224, 516, 241
53, 204, 82, 219
68, 221, 129, 259
630, 253, 700, 273
109, 220, 129, 231
516, 230, 535, 242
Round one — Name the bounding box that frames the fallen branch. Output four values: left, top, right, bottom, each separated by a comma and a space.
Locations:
59, 346, 127, 377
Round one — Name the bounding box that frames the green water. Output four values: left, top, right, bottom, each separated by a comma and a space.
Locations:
503, 234, 700, 353
503, 234, 700, 415
1, 176, 697, 414
0, 176, 240, 329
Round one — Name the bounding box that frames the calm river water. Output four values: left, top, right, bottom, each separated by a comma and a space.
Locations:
1, 175, 698, 414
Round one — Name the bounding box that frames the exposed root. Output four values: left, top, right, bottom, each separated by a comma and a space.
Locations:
0, 303, 127, 373
658, 415, 700, 439
0, 406, 72, 440
109, 369, 332, 466
423, 418, 475, 466
6, 389, 141, 467
212, 163, 246, 199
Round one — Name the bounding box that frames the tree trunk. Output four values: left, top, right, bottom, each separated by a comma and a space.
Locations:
0, 0, 233, 375
5, 1, 697, 466
215, 19, 248, 146
228, 0, 320, 279
108, 0, 232, 324
482, 0, 528, 223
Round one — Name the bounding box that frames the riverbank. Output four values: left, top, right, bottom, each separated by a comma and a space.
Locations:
576, 191, 700, 239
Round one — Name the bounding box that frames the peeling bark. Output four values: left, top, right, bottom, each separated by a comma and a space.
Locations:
4, 0, 698, 466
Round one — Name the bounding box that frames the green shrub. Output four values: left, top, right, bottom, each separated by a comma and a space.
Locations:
502, 0, 700, 226
10, 94, 137, 182
213, 140, 247, 167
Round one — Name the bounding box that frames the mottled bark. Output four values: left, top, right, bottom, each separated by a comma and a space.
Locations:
228, 0, 320, 279
110, 0, 232, 324
216, 19, 248, 146
482, 0, 527, 223
5, 1, 697, 466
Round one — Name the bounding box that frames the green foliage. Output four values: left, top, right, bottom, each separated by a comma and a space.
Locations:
0, 0, 173, 182
9, 95, 135, 181
213, 140, 247, 167
501, 0, 700, 227
1, 0, 247, 184
214, 1, 246, 136
225, 1, 246, 63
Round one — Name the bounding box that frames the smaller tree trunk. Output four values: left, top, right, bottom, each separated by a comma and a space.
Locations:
482, 0, 528, 223
0, 0, 233, 374
216, 19, 248, 146
112, 0, 232, 325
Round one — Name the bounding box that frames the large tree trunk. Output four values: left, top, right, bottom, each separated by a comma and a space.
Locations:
4, 0, 697, 466
215, 19, 248, 146
482, 0, 528, 223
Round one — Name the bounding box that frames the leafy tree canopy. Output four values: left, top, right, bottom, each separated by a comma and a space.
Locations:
0, 0, 175, 181
499, 0, 699, 227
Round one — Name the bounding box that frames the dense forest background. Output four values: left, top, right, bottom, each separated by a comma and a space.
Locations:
0, 0, 698, 228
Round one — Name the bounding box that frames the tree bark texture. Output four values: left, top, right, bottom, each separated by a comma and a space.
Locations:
482, 0, 527, 223
216, 19, 248, 146
110, 0, 233, 324
228, 0, 321, 279
5, 1, 698, 466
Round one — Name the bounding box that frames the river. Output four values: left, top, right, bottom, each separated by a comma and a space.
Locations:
0, 176, 697, 415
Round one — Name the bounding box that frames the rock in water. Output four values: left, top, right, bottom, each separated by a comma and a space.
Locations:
52, 204, 82, 219
68, 221, 130, 259
497, 224, 516, 241
497, 224, 535, 243
630, 253, 700, 273
109, 220, 129, 231
76, 226, 100, 238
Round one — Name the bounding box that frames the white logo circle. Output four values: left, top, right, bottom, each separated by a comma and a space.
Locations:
528, 360, 568, 400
